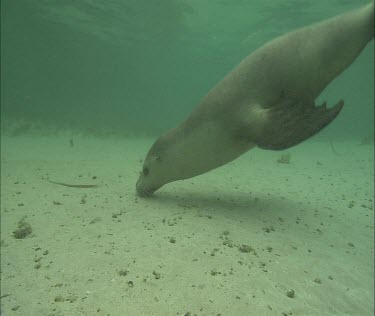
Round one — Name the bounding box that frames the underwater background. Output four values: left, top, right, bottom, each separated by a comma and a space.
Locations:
1, 1, 374, 315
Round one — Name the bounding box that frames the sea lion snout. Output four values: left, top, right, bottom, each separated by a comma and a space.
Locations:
136, 176, 163, 197
136, 178, 154, 197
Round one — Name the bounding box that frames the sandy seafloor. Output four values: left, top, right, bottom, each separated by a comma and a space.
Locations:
0, 134, 373, 316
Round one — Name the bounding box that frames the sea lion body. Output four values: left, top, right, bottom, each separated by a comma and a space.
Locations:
136, 2, 374, 196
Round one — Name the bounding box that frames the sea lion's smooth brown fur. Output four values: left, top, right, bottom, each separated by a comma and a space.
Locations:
136, 2, 374, 196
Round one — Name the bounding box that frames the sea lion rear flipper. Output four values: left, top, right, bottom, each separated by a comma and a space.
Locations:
255, 99, 344, 150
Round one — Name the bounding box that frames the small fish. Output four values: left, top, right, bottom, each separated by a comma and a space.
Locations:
42, 178, 99, 188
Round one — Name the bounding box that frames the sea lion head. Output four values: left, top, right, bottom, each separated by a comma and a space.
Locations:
136, 119, 254, 197
136, 153, 166, 197
136, 131, 185, 197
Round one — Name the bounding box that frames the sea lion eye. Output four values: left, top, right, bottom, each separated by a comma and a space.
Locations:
143, 167, 149, 176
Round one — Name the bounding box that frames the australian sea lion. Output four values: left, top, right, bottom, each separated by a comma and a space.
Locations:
136, 2, 374, 196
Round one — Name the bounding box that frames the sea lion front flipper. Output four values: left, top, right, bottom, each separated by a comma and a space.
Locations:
254, 99, 344, 150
